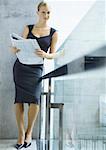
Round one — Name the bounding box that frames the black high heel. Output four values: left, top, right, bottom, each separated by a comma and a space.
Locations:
24, 141, 31, 148
14, 143, 24, 149
24, 132, 32, 148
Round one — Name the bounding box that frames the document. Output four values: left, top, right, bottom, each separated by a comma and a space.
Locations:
10, 33, 43, 64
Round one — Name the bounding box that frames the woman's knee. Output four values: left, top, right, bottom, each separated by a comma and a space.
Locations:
29, 103, 40, 111
15, 103, 24, 112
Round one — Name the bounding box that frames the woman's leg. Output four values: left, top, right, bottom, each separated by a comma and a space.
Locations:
25, 103, 39, 142
15, 103, 25, 144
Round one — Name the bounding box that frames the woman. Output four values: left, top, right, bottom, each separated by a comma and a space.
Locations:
11, 1, 58, 149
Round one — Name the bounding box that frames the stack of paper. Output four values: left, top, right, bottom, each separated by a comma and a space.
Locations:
10, 33, 43, 64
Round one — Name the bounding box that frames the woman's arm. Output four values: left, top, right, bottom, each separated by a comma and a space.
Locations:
10, 47, 21, 54
50, 32, 58, 52
36, 31, 58, 59
22, 26, 29, 38
10, 26, 29, 54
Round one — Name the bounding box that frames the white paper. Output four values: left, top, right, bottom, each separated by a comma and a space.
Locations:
10, 33, 43, 64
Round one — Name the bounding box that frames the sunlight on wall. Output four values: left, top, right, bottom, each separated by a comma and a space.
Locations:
48, 0, 96, 48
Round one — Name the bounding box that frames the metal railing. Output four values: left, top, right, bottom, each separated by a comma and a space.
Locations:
39, 80, 64, 150
39, 49, 106, 150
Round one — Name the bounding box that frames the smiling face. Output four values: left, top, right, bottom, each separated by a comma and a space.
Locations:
37, 5, 51, 21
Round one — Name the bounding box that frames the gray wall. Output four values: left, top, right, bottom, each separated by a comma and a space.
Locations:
0, 0, 41, 139
54, 0, 106, 142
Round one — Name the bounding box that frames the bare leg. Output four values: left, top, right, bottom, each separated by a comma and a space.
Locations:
15, 103, 25, 144
25, 103, 39, 142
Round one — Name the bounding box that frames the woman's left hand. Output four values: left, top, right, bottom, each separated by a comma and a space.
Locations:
35, 49, 47, 58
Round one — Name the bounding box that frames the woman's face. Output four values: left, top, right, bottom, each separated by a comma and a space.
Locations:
37, 6, 51, 21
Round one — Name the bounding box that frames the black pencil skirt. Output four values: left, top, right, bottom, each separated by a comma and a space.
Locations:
13, 59, 43, 104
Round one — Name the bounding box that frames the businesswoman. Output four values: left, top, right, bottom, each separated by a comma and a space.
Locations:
11, 1, 58, 149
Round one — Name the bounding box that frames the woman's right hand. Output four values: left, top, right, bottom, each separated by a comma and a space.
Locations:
10, 47, 21, 54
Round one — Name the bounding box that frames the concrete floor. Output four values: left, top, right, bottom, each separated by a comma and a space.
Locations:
1, 139, 106, 150
0, 139, 73, 150
0, 140, 37, 150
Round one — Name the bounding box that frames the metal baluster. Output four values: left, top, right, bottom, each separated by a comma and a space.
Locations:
39, 94, 42, 150
59, 104, 63, 150
45, 78, 51, 150
45, 92, 49, 150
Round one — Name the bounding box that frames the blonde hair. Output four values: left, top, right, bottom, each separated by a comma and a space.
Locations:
37, 1, 49, 11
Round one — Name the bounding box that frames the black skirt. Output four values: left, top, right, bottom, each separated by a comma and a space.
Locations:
13, 59, 43, 104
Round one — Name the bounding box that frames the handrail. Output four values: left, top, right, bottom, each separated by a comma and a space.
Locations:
41, 56, 106, 80
41, 45, 106, 80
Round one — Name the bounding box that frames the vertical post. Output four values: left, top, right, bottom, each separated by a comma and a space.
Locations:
39, 94, 42, 150
45, 92, 49, 150
59, 105, 63, 150
45, 78, 51, 150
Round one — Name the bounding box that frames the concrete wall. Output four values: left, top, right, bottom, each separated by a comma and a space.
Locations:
0, 0, 41, 139
54, 0, 106, 142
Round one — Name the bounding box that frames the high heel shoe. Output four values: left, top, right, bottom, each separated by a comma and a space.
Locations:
24, 141, 31, 148
14, 143, 24, 149
24, 132, 32, 148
